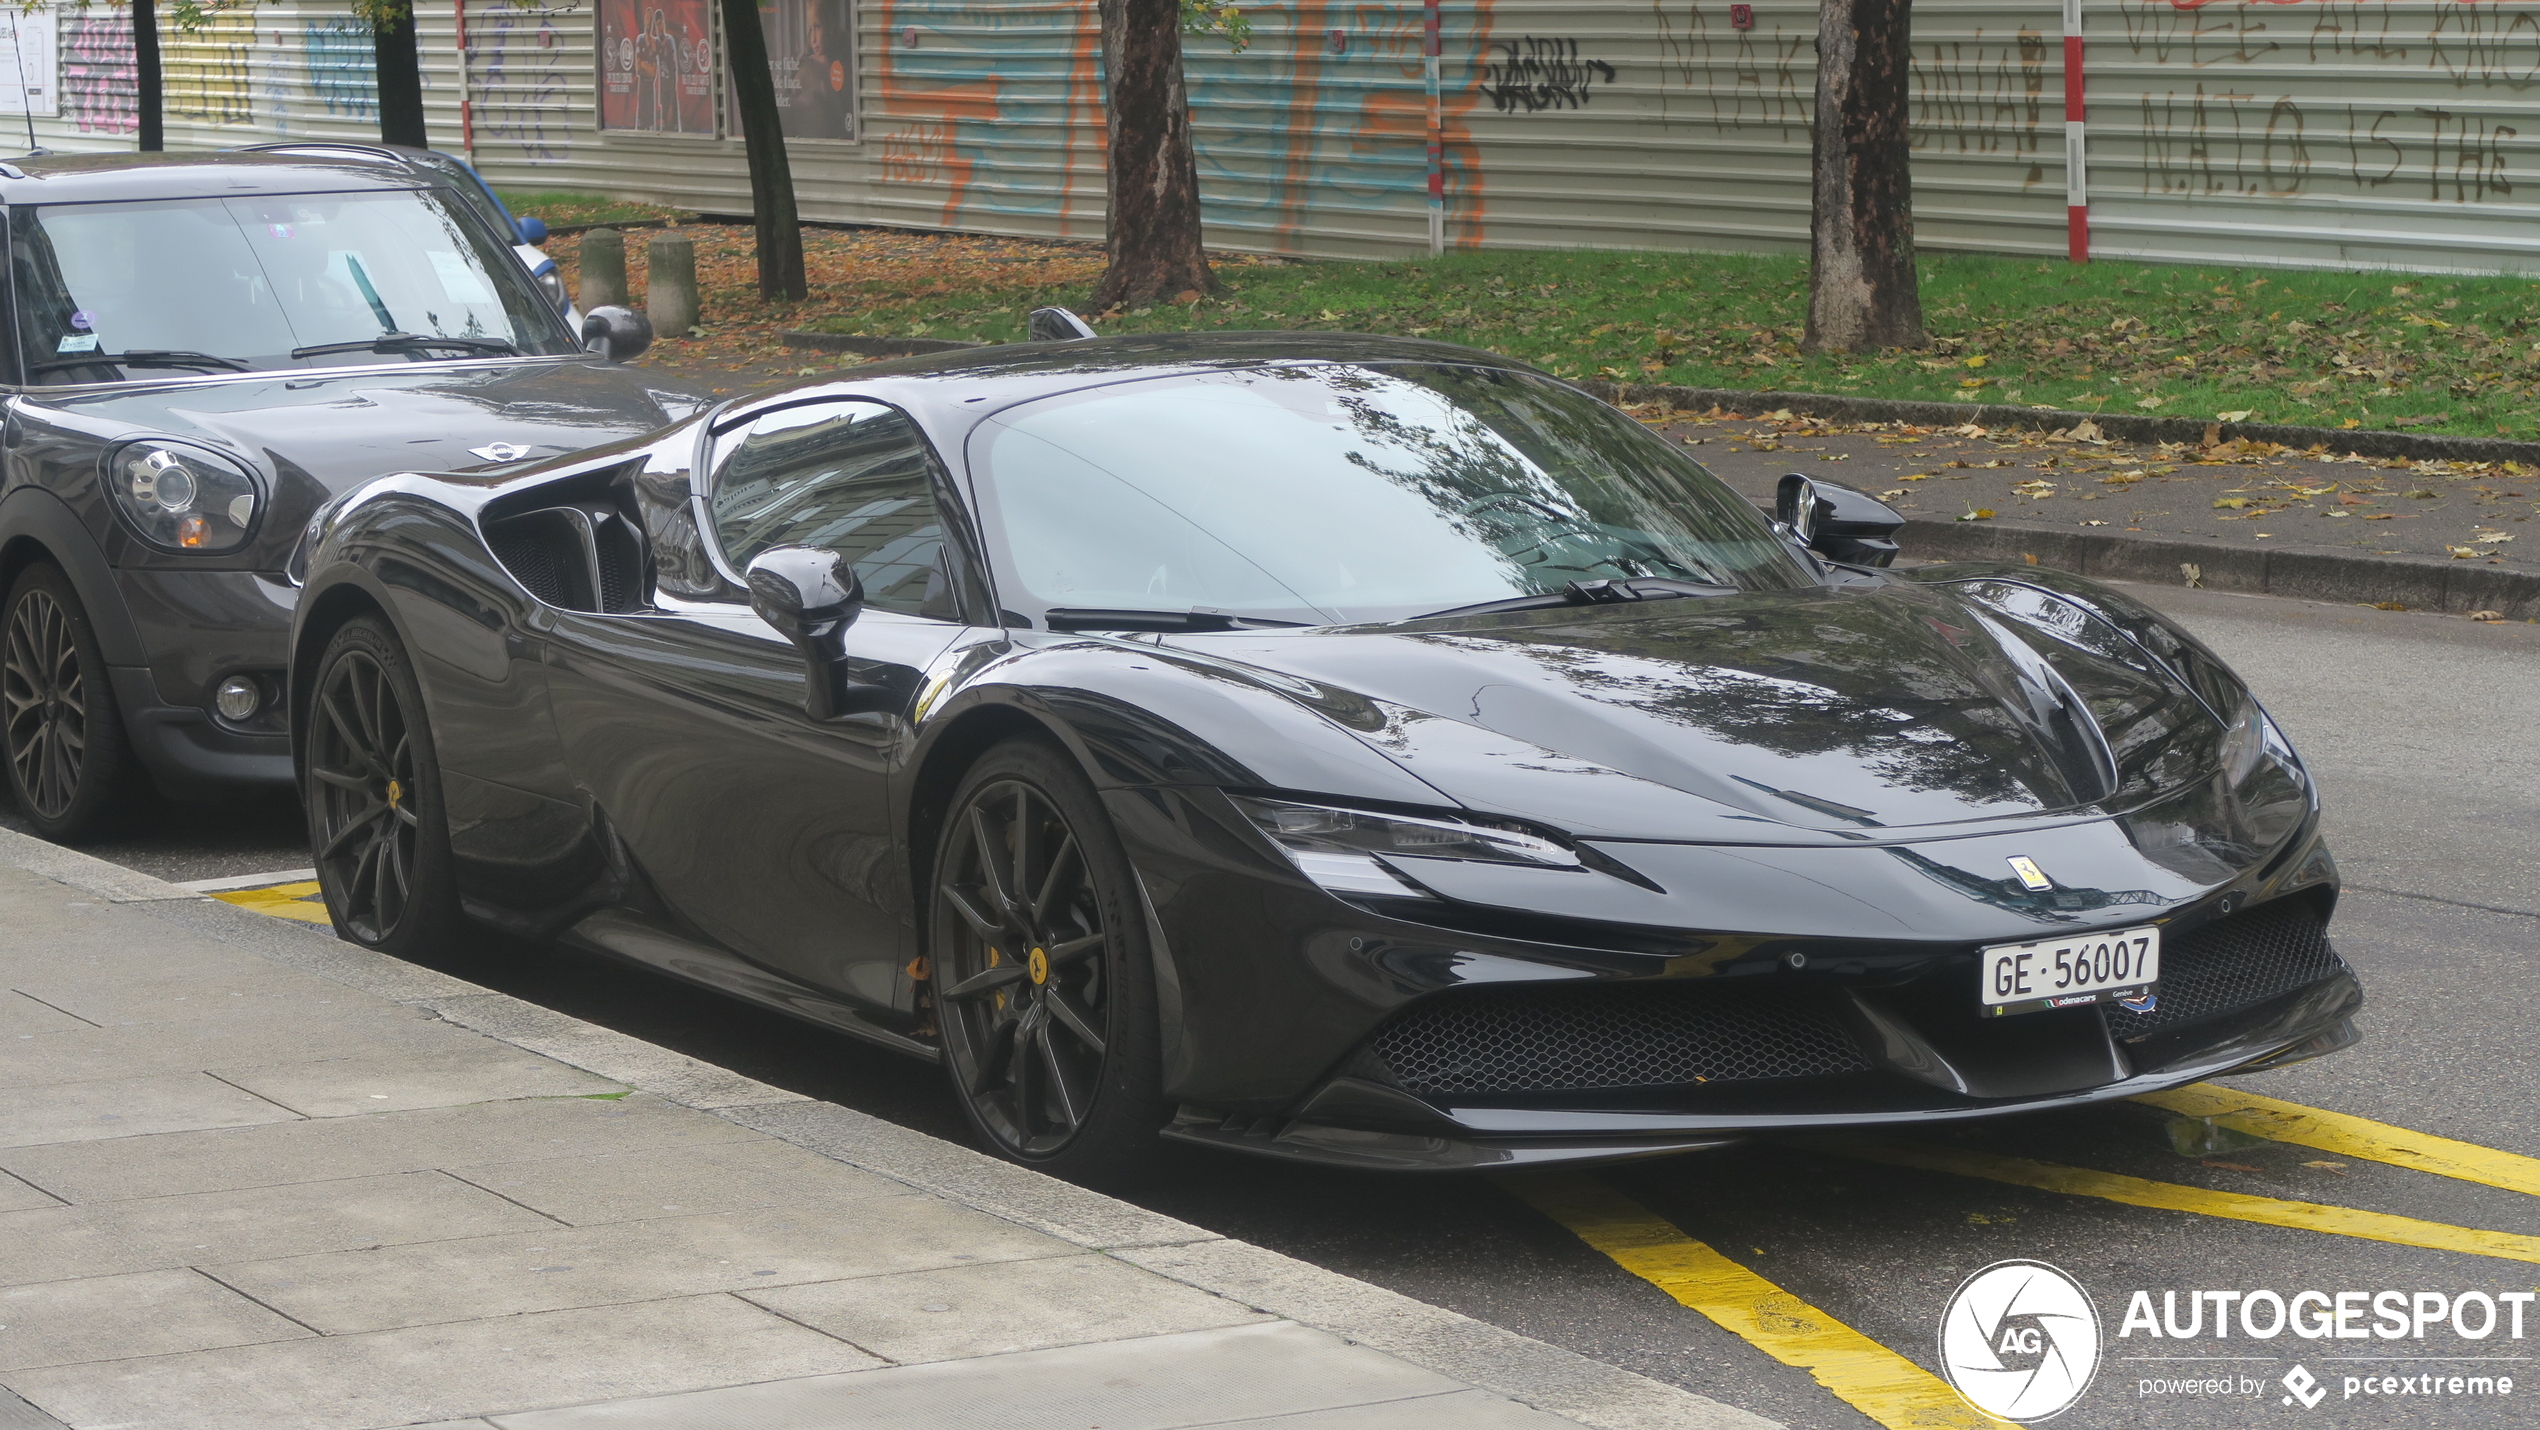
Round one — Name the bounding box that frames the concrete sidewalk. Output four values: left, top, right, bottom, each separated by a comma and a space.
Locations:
0, 830, 1775, 1430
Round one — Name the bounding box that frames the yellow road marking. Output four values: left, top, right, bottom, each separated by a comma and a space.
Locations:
1837, 1142, 2540, 1266
209, 880, 334, 925
2135, 1084, 2540, 1199
1507, 1174, 2007, 1430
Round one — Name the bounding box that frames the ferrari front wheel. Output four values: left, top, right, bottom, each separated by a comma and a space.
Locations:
931, 738, 1169, 1186
2, 562, 146, 841
304, 617, 461, 954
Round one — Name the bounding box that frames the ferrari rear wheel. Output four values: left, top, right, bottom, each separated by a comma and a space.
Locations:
931, 738, 1169, 1186
2, 562, 145, 842
305, 617, 461, 954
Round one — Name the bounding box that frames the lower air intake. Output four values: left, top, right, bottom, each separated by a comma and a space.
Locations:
1366, 981, 1870, 1096
2106, 898, 2344, 1037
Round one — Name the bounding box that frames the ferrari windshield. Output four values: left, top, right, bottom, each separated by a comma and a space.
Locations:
970, 363, 1816, 626
10, 188, 579, 384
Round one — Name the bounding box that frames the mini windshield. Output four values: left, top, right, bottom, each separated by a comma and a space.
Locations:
10, 188, 579, 384
970, 364, 1817, 626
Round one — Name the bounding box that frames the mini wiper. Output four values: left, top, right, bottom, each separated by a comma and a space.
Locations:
1401, 577, 1739, 623
1042, 607, 1311, 633
27, 349, 251, 375
292, 333, 522, 359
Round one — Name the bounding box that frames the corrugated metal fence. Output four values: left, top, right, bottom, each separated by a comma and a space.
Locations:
17, 0, 2540, 275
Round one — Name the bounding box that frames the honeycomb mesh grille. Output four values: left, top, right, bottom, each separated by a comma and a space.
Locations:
488, 526, 570, 607
1366, 981, 1871, 1095
2106, 899, 2343, 1038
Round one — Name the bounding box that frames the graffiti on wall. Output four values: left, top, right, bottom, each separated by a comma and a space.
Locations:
305, 18, 379, 119
1480, 36, 1614, 112
480, 0, 581, 162
870, 0, 1491, 248
2116, 0, 2535, 205
165, 10, 253, 124
61, 13, 135, 135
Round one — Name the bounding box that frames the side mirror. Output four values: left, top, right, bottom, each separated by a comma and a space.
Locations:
1776, 473, 1905, 568
1026, 306, 1098, 342
514, 215, 549, 246
745, 546, 895, 719
581, 305, 653, 364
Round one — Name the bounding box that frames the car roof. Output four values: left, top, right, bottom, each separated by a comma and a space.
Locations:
739, 330, 1550, 425
0, 150, 427, 205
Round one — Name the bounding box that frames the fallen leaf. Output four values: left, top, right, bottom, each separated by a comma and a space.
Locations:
2181, 563, 2203, 587
2302, 1160, 2350, 1175
2217, 409, 2256, 422
1958, 507, 1997, 522
2373, 601, 2409, 610
2472, 529, 2514, 542
2214, 497, 2253, 509
2136, 396, 2169, 410
2342, 418, 2363, 429
2471, 610, 2508, 621
2201, 1159, 2263, 1172
1959, 377, 1995, 390
1877, 489, 1907, 499
2362, 513, 2395, 520
2083, 519, 2110, 526
1966, 355, 1989, 369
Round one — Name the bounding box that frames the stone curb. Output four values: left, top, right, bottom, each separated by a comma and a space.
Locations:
1901, 516, 2540, 620
1583, 378, 2540, 466
0, 825, 1777, 1430
779, 331, 986, 358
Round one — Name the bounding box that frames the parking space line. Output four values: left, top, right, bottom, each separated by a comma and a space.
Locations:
2134, 1084, 2540, 1199
1837, 1143, 2540, 1265
1507, 1174, 2007, 1430
205, 880, 334, 925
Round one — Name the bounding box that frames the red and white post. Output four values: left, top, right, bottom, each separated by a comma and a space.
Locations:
2062, 0, 2088, 262
1425, 0, 1444, 255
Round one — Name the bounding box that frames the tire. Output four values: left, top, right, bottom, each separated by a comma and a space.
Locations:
304, 616, 462, 955
1, 562, 147, 841
930, 737, 1171, 1186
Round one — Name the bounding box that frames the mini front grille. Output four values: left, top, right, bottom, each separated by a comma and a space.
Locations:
2106, 898, 2344, 1037
1366, 981, 1871, 1096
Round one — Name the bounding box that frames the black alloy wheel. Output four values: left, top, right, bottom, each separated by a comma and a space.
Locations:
1, 563, 142, 841
305, 617, 460, 953
932, 739, 1167, 1183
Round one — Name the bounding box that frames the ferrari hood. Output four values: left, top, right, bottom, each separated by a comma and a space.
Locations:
38, 359, 708, 495
1175, 581, 2224, 844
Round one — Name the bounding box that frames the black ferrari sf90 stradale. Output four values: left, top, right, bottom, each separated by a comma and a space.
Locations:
289, 325, 2359, 1180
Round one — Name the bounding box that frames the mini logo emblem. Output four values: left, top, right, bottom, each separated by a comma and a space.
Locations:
2007, 856, 2053, 892
469, 442, 534, 463
1939, 1259, 2101, 1422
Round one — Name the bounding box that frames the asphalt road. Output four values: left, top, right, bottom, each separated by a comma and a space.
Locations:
9, 586, 2537, 1430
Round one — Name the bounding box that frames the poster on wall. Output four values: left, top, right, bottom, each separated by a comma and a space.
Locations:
598, 0, 714, 134
752, 0, 852, 142
0, 11, 59, 117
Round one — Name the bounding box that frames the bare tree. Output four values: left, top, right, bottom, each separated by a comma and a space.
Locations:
1801, 0, 1927, 354
1088, 0, 1247, 312
718, 0, 806, 301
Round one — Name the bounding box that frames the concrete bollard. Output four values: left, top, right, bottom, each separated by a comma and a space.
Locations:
646, 232, 700, 338
578, 228, 628, 312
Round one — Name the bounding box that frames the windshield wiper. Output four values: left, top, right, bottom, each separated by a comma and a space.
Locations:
292, 333, 522, 360
1043, 607, 1311, 633
28, 349, 251, 376
1400, 577, 1739, 624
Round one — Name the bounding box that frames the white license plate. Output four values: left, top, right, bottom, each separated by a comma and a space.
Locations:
1980, 926, 2161, 1016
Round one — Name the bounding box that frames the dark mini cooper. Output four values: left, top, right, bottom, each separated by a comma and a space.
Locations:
0, 151, 697, 838
291, 327, 2359, 1180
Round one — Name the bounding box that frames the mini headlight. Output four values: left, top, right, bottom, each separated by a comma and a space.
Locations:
535, 265, 568, 312
1232, 795, 1579, 898
109, 442, 261, 553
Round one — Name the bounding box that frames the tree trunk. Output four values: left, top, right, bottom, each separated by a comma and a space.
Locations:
718, 0, 806, 302
373, 3, 427, 147
1801, 0, 1926, 354
1089, 0, 1214, 312
133, 0, 162, 152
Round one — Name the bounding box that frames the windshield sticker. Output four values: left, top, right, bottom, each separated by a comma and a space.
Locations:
427, 251, 494, 304
55, 333, 97, 353
68, 309, 91, 330
268, 223, 294, 239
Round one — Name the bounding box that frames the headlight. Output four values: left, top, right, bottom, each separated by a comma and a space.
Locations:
535, 264, 568, 312
1232, 795, 1579, 897
109, 442, 261, 553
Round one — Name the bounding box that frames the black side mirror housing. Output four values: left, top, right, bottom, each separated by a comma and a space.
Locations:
582, 305, 653, 364
1776, 473, 1905, 568
744, 546, 894, 718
